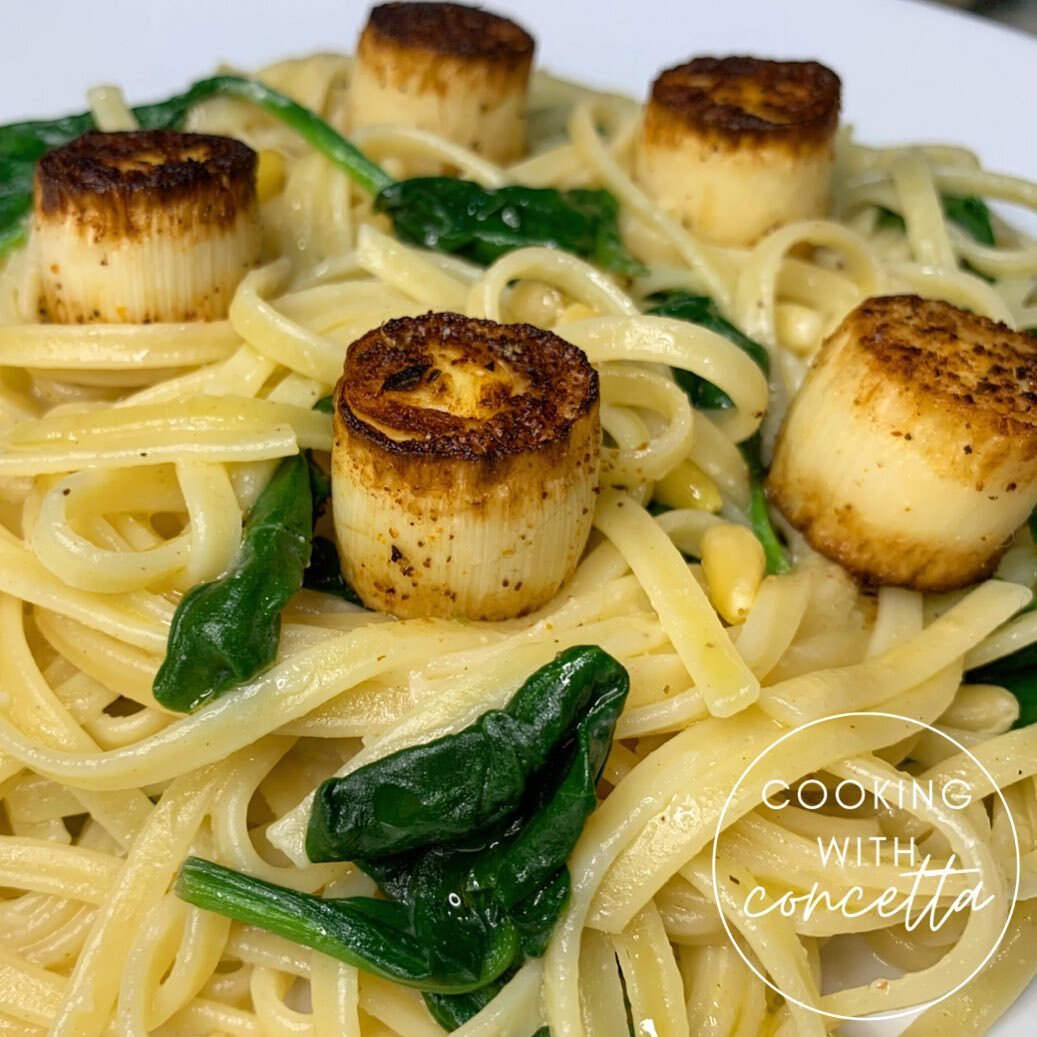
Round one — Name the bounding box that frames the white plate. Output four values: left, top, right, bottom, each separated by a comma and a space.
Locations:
2, 0, 1034, 1033
2, 0, 1036, 186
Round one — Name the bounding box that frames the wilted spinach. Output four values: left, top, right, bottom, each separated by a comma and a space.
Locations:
876, 194, 996, 247
176, 646, 630, 1013
646, 291, 790, 574
646, 291, 769, 410
0, 75, 639, 272
153, 449, 361, 712
152, 453, 313, 712
376, 179, 642, 274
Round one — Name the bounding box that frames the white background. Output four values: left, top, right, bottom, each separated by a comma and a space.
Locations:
2, 0, 1036, 188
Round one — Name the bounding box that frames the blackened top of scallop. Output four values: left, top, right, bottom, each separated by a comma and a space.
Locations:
35, 131, 257, 233
336, 312, 599, 460
646, 56, 841, 150
364, 2, 534, 62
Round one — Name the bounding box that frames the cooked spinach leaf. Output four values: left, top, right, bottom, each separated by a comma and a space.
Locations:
965, 660, 1037, 729
0, 76, 640, 272
178, 855, 510, 992
646, 291, 769, 410
304, 535, 364, 606
748, 475, 792, 577
645, 292, 790, 574
176, 646, 630, 1010
152, 453, 313, 712
941, 194, 996, 246
967, 634, 1037, 729
424, 977, 514, 1031
876, 194, 995, 246
306, 644, 625, 860
425, 974, 552, 1034
299, 452, 364, 606
152, 444, 364, 711
375, 179, 642, 275
740, 433, 792, 576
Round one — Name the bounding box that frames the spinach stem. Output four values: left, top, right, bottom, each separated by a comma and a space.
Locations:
749, 479, 791, 576
180, 76, 395, 196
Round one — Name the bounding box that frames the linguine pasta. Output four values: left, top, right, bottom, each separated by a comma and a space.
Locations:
0, 43, 1036, 1037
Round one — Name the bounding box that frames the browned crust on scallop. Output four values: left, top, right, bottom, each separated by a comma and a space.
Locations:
844, 294, 1037, 434
808, 296, 1037, 489
34, 131, 257, 237
363, 2, 533, 62
335, 312, 599, 462
332, 310, 599, 619
644, 56, 840, 152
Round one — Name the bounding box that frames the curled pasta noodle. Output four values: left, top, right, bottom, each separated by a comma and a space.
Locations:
0, 39, 1034, 1037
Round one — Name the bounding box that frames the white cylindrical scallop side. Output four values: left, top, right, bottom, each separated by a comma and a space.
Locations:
348, 50, 528, 165
36, 214, 260, 323
332, 408, 598, 620
634, 137, 833, 247
771, 340, 1037, 588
